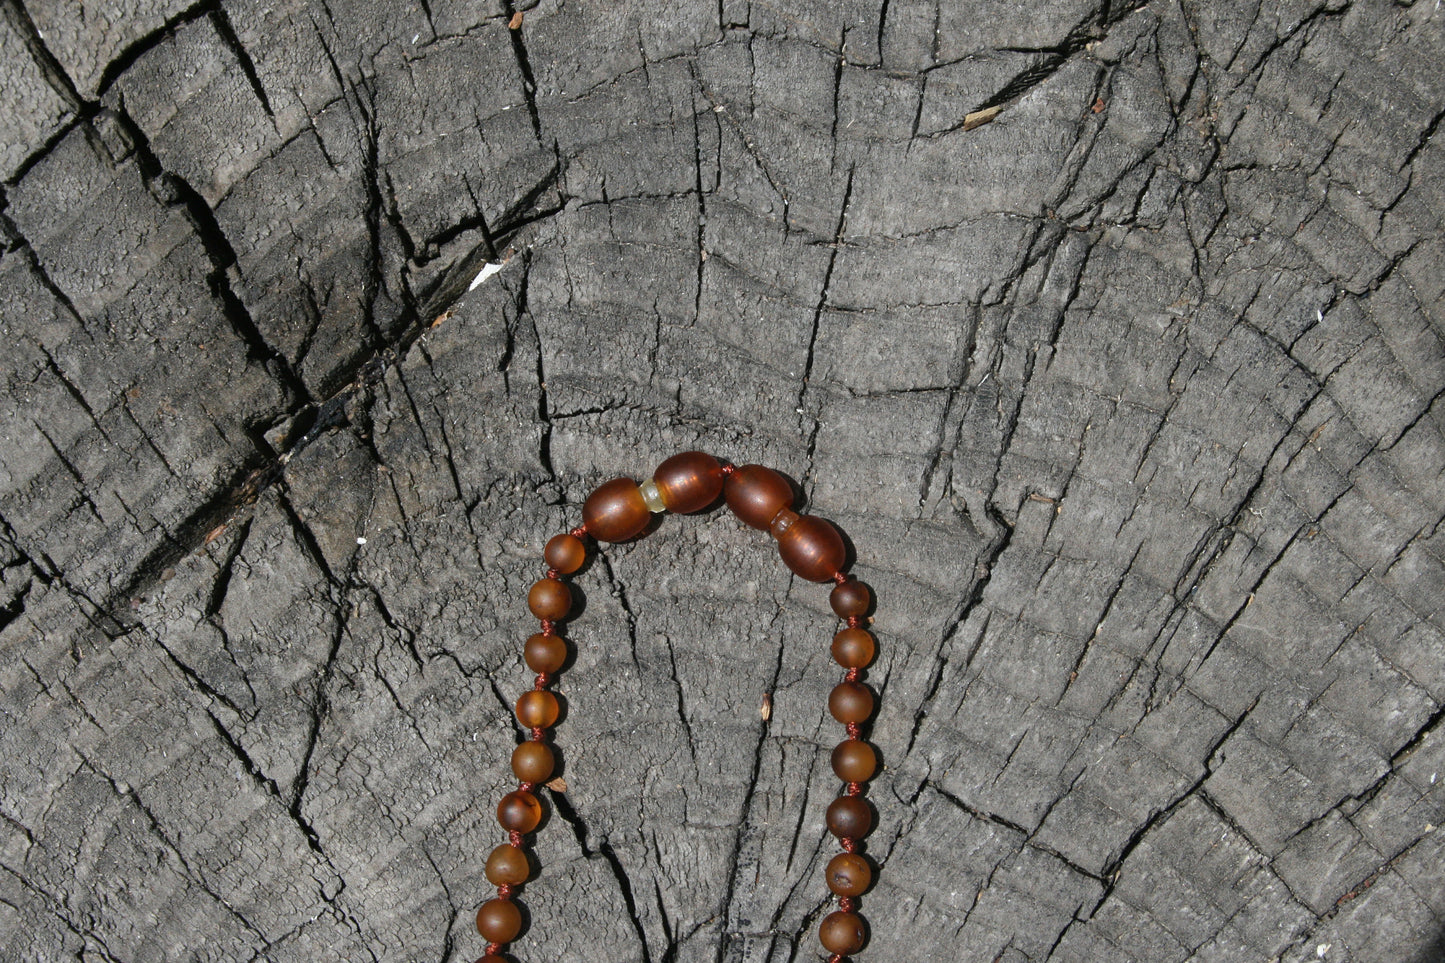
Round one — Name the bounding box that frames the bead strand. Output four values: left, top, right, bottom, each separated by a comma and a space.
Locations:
477, 453, 880, 960
819, 570, 876, 961
477, 527, 588, 956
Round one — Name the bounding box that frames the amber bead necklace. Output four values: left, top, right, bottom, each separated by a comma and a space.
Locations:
473, 452, 880, 961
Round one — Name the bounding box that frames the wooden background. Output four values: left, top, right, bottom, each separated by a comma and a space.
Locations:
1, 1, 1442, 961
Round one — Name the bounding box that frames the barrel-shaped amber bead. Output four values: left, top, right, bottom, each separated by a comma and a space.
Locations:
724, 464, 795, 529
776, 515, 845, 582
583, 477, 651, 542
654, 451, 724, 513
769, 508, 799, 539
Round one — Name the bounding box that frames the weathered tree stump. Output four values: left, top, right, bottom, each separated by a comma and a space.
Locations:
1, 1, 1442, 961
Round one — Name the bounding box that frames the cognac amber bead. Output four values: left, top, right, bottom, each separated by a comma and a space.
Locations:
583, 477, 651, 542
831, 628, 875, 668
654, 451, 724, 513
511, 741, 554, 783
819, 910, 866, 954
476, 957, 506, 963
776, 515, 846, 582
475, 897, 522, 942
544, 533, 586, 574
832, 739, 877, 782
485, 844, 531, 886
524, 633, 567, 674
528, 578, 571, 620
497, 790, 542, 832
516, 691, 560, 729
768, 507, 799, 539
826, 852, 872, 896
830, 579, 871, 618
828, 681, 874, 724
724, 464, 795, 529
826, 796, 873, 839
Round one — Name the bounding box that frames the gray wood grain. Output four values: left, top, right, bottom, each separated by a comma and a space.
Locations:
1, 1, 1442, 961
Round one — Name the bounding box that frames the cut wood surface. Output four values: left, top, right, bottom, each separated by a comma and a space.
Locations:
1, 1, 1443, 961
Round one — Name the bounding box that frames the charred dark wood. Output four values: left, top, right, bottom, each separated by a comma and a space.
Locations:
1, 1, 1442, 962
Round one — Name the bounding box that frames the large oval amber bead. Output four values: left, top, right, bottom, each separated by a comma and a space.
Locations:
583, 477, 651, 542
776, 515, 845, 582
724, 464, 794, 529
653, 451, 724, 513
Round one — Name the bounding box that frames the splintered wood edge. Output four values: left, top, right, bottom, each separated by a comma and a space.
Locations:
963, 106, 1003, 131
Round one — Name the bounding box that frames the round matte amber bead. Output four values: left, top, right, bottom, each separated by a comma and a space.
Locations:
831, 739, 877, 782
475, 897, 522, 942
654, 451, 724, 513
516, 691, 559, 729
724, 464, 795, 529
524, 633, 567, 674
826, 852, 872, 896
776, 515, 845, 582
527, 579, 571, 620
826, 796, 872, 839
544, 533, 586, 574
497, 790, 542, 832
831, 628, 875, 668
511, 741, 554, 783
819, 910, 866, 954
828, 681, 874, 724
484, 844, 530, 886
830, 579, 871, 617
583, 477, 651, 542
